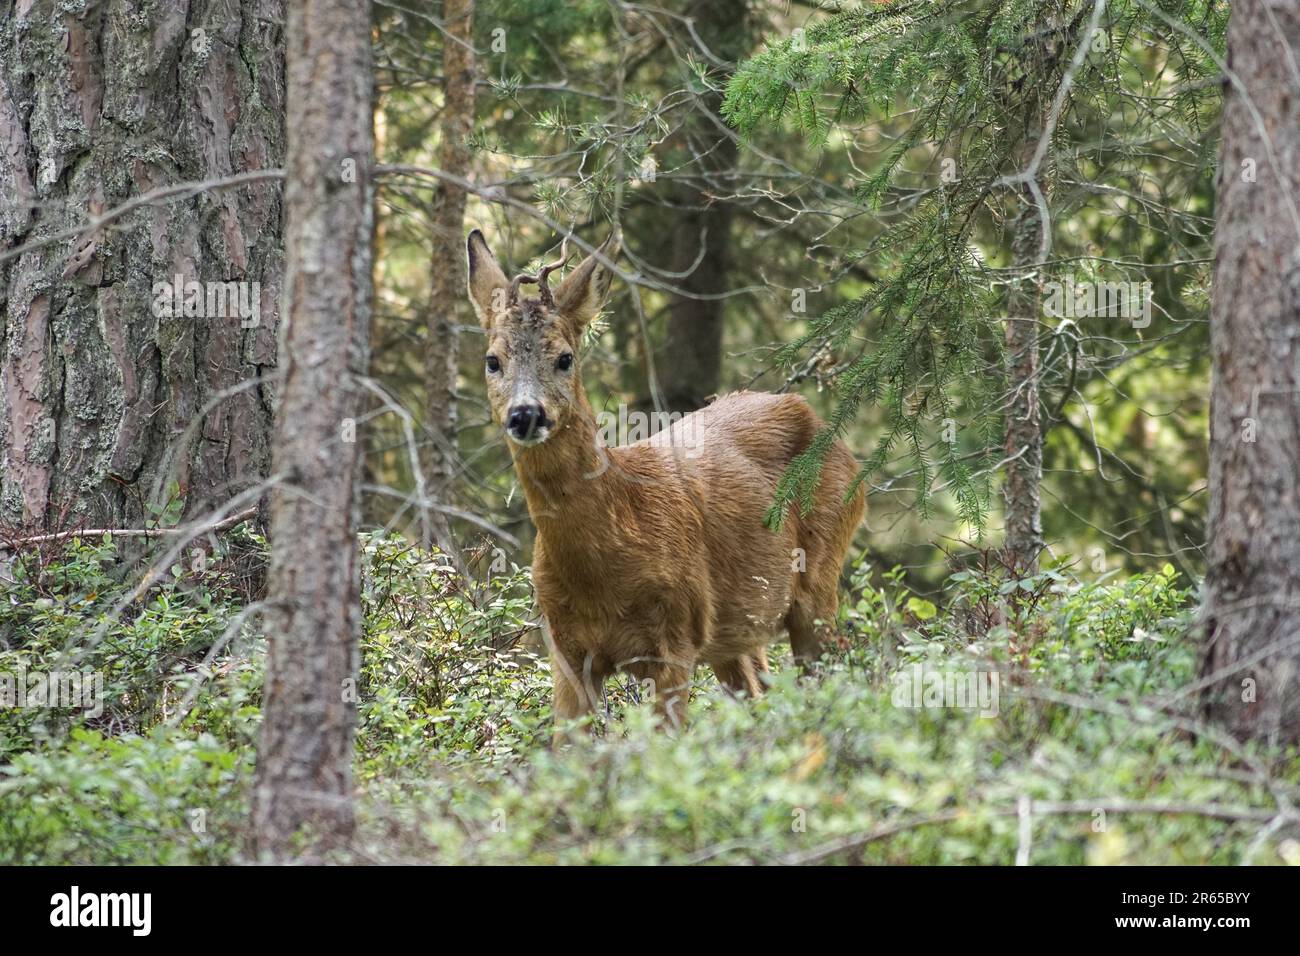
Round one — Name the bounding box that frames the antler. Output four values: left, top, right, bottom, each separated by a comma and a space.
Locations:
508, 238, 571, 308
537, 239, 571, 304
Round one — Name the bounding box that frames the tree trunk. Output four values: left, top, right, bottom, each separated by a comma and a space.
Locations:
1201, 0, 1300, 745
654, 0, 747, 415
1000, 58, 1052, 575
1003, 203, 1045, 574
658, 183, 733, 413
253, 0, 374, 857
0, 0, 285, 530
423, 0, 475, 560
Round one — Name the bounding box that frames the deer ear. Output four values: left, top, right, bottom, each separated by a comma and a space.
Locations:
466, 229, 510, 328
553, 229, 621, 333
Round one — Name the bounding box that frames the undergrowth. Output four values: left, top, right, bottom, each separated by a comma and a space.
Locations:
1, 531, 1296, 864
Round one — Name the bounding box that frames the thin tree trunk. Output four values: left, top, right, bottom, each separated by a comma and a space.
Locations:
1003, 205, 1045, 574
1000, 63, 1051, 574
0, 0, 285, 530
1201, 0, 1300, 745
424, 0, 475, 560
253, 0, 374, 857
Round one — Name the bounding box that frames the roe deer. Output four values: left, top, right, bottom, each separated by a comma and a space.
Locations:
466, 228, 865, 743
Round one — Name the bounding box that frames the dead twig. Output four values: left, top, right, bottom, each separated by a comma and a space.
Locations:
0, 507, 259, 552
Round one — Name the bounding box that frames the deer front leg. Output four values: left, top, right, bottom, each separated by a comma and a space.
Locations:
648, 661, 694, 733
551, 646, 600, 748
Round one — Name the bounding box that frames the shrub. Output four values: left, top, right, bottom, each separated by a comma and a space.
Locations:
1, 534, 1294, 865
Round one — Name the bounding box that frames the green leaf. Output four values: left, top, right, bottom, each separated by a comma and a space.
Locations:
906, 596, 938, 620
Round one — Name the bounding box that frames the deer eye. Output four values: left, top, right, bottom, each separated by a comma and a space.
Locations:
556, 352, 574, 372
485, 355, 501, 373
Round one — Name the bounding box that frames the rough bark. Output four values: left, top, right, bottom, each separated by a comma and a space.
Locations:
423, 0, 475, 559
1201, 0, 1300, 745
0, 0, 285, 530
1000, 63, 1051, 575
253, 0, 373, 857
654, 0, 747, 414
1003, 203, 1045, 574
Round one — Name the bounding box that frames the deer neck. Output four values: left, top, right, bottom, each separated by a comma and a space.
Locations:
509, 388, 612, 538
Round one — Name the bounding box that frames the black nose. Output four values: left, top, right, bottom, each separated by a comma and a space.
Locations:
507, 404, 547, 440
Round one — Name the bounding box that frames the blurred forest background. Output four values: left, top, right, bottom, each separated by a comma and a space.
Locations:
369, 0, 1217, 592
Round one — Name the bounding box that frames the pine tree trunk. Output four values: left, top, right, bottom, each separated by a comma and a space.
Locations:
1201, 0, 1300, 745
0, 0, 285, 530
253, 0, 373, 857
423, 0, 475, 558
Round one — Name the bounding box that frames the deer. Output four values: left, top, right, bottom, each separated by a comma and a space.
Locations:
465, 227, 865, 744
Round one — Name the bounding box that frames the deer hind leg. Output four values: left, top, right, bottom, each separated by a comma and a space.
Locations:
786, 580, 840, 669
714, 652, 768, 698
788, 463, 864, 669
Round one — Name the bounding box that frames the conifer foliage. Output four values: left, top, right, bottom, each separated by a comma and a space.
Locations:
723, 1, 1225, 536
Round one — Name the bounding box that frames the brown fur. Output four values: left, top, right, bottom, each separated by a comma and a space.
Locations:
466, 229, 865, 743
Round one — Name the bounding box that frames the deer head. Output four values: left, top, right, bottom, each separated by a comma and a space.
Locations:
466, 228, 621, 446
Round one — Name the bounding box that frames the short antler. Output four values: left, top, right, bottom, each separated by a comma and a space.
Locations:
537, 240, 571, 303
508, 238, 571, 308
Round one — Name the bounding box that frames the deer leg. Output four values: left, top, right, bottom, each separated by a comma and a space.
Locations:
786, 586, 838, 671
551, 647, 601, 748
714, 654, 766, 698
786, 602, 821, 667
648, 662, 694, 732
